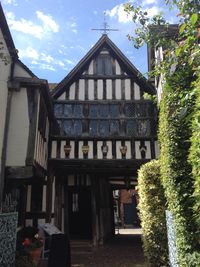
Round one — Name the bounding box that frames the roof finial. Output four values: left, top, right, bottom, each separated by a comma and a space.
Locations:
91, 11, 119, 35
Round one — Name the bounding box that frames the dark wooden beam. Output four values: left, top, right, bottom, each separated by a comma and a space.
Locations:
46, 170, 54, 223
6, 166, 33, 179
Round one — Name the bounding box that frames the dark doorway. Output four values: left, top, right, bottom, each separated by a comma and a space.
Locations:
68, 186, 92, 239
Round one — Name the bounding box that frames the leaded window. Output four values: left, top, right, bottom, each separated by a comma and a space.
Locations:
90, 105, 98, 118
63, 120, 72, 135
110, 105, 119, 117
124, 104, 135, 117
138, 120, 150, 136
74, 120, 82, 136
54, 104, 63, 117
110, 121, 120, 136
89, 120, 98, 136
63, 104, 72, 117
126, 120, 137, 136
99, 120, 109, 136
99, 105, 109, 117
74, 104, 83, 118
135, 103, 147, 117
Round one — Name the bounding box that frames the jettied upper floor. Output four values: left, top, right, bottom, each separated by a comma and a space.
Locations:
49, 34, 159, 180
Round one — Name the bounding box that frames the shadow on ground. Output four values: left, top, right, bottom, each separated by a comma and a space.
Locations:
71, 232, 148, 267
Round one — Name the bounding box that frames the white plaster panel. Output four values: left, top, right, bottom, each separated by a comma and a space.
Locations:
106, 79, 112, 100
14, 63, 32, 78
60, 141, 66, 159
134, 83, 141, 100
135, 141, 141, 159
115, 60, 121, 75
25, 220, 33, 226
125, 141, 131, 159
88, 141, 93, 159
70, 141, 75, 159
79, 141, 84, 159
97, 80, 103, 99
26, 185, 31, 212
145, 141, 151, 159
38, 219, 45, 225
69, 83, 75, 100
68, 175, 74, 186
78, 79, 85, 100
6, 88, 29, 166
51, 141, 57, 158
88, 60, 94, 74
58, 93, 66, 100
125, 79, 131, 100
88, 79, 94, 100
97, 141, 103, 159
106, 141, 112, 159
115, 79, 121, 100
42, 185, 47, 212
116, 141, 122, 159
155, 140, 160, 159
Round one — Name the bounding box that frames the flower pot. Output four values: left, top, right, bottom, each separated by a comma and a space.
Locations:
29, 247, 42, 266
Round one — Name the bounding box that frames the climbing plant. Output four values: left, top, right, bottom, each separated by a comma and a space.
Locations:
124, 0, 200, 265
138, 160, 168, 267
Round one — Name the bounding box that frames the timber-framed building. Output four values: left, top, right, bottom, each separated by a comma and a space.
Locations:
0, 3, 158, 246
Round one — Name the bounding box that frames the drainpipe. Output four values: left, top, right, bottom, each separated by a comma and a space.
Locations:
0, 55, 16, 206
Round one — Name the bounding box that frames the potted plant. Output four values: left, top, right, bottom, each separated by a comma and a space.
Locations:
16, 226, 43, 266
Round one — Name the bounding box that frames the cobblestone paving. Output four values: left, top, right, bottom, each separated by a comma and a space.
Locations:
71, 231, 148, 267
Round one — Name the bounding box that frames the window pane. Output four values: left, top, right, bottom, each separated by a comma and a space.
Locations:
74, 120, 82, 136
63, 120, 73, 135
90, 105, 98, 118
124, 104, 135, 117
63, 104, 72, 117
138, 120, 150, 136
99, 105, 109, 117
126, 120, 137, 136
89, 120, 98, 136
135, 103, 147, 117
96, 57, 104, 75
96, 55, 112, 75
110, 121, 119, 136
74, 104, 83, 118
104, 56, 112, 75
54, 104, 63, 117
110, 105, 119, 117
99, 120, 109, 137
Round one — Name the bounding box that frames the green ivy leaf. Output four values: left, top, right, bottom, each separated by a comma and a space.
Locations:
179, 23, 186, 34
190, 13, 198, 25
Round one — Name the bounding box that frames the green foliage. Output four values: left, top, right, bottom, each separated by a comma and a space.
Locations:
189, 75, 200, 228
138, 160, 169, 267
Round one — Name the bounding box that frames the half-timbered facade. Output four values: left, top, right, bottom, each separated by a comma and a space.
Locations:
0, 4, 58, 227
50, 34, 158, 244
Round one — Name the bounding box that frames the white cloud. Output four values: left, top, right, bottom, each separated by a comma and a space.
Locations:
57, 60, 65, 67
105, 4, 133, 24
142, 0, 158, 5
64, 59, 75, 65
36, 11, 59, 33
40, 53, 54, 63
18, 47, 39, 60
66, 20, 78, 34
146, 6, 162, 17
6, 11, 59, 39
2, 0, 17, 5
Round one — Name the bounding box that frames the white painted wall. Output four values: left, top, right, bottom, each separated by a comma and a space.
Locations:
134, 83, 140, 100
97, 80, 103, 99
115, 60, 121, 75
69, 82, 75, 100
88, 60, 94, 74
0, 29, 11, 174
14, 63, 32, 78
125, 79, 131, 100
106, 80, 112, 99
115, 79, 121, 100
88, 80, 94, 100
6, 87, 29, 166
78, 79, 85, 100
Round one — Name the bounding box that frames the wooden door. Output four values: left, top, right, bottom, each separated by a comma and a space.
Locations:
68, 187, 92, 239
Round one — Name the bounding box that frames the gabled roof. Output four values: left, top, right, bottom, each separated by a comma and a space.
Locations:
0, 3, 35, 78
52, 34, 156, 98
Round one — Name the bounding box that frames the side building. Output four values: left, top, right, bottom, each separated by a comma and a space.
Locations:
0, 3, 58, 227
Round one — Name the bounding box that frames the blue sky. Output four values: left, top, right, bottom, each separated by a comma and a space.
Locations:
1, 0, 178, 83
